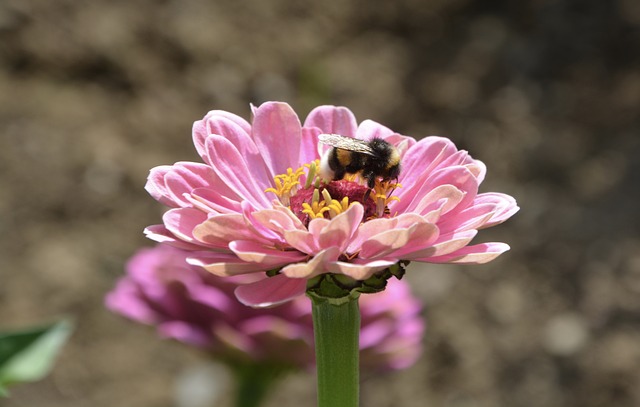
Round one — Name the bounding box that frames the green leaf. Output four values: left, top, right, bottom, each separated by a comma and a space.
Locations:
0, 320, 73, 395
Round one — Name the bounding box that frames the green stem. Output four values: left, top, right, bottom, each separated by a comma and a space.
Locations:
231, 363, 287, 407
310, 293, 360, 407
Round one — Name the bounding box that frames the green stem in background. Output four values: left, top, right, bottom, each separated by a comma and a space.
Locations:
310, 292, 360, 407
231, 363, 289, 407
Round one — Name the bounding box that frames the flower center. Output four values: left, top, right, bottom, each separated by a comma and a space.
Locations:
266, 161, 401, 225
292, 181, 375, 224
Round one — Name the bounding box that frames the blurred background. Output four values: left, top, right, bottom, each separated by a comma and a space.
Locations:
1, 0, 639, 406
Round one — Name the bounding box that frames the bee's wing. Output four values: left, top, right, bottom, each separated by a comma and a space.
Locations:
318, 134, 376, 156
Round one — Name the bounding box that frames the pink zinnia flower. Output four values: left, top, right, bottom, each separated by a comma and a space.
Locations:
145, 102, 518, 306
105, 244, 424, 371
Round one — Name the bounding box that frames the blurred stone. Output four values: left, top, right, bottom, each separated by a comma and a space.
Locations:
543, 313, 589, 356
174, 362, 231, 407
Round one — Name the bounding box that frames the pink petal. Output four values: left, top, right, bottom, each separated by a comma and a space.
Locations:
467, 160, 487, 184
399, 165, 479, 215
366, 222, 440, 259
234, 274, 308, 308
355, 119, 394, 141
281, 247, 341, 279
193, 213, 272, 247
359, 227, 414, 259
359, 319, 394, 348
436, 149, 471, 169
251, 102, 302, 177
474, 192, 520, 228
229, 240, 307, 265
346, 213, 428, 254
105, 279, 158, 323
186, 187, 242, 214
206, 109, 252, 131
143, 224, 205, 250
163, 162, 221, 207
145, 165, 177, 207
158, 321, 211, 348
186, 284, 236, 312
187, 252, 274, 276
418, 242, 511, 264
402, 184, 465, 216
192, 110, 252, 160
241, 201, 286, 245
303, 105, 358, 137
271, 201, 308, 222
346, 217, 398, 253
250, 206, 306, 239
317, 204, 364, 251
429, 167, 479, 213
307, 217, 330, 240
329, 259, 397, 280
202, 114, 270, 181
437, 203, 497, 235
204, 135, 272, 209
162, 208, 209, 245
400, 137, 458, 189
300, 127, 322, 164
402, 230, 477, 259
282, 229, 319, 254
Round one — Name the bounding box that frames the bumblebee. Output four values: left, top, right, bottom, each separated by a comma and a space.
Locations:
318, 133, 401, 190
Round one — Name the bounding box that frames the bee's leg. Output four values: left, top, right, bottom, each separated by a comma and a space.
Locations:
363, 172, 376, 202
388, 177, 399, 196
363, 188, 373, 202
364, 172, 376, 189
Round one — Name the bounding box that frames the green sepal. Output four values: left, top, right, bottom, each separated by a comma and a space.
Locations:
359, 273, 387, 294
389, 260, 409, 279
305, 260, 410, 299
331, 274, 361, 290
309, 274, 351, 299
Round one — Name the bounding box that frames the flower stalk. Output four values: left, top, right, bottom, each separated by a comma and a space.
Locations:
310, 291, 361, 407
231, 363, 289, 407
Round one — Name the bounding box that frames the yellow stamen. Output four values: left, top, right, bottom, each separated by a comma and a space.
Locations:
300, 188, 355, 220
301, 201, 330, 219
321, 188, 333, 204
326, 196, 355, 218
265, 165, 309, 206
373, 180, 402, 218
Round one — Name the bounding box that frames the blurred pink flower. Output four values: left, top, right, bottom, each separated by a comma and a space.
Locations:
106, 244, 424, 371
145, 102, 518, 306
